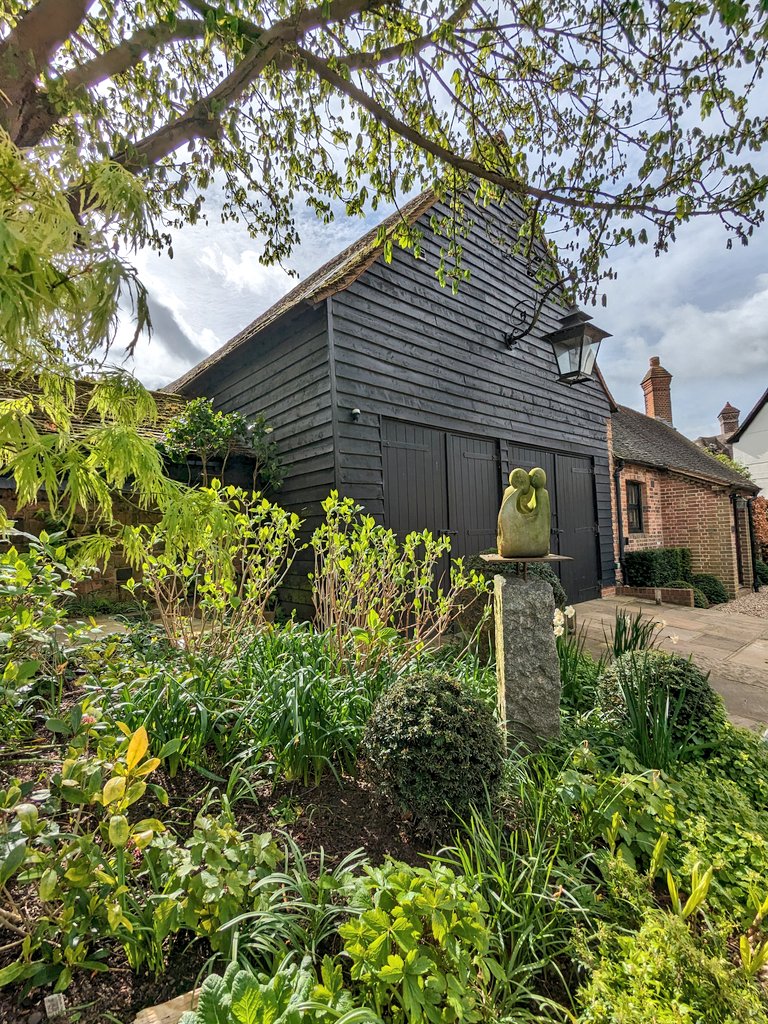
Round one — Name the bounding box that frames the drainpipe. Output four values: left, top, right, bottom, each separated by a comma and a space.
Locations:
613, 459, 626, 586
747, 497, 760, 592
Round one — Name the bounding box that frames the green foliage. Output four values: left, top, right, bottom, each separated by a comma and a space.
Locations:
231, 837, 367, 971
665, 579, 710, 607
603, 609, 661, 661
669, 762, 768, 925
0, 131, 149, 378
362, 672, 504, 834
233, 625, 392, 784
709, 452, 754, 481
755, 560, 768, 586
0, 529, 92, 742
90, 622, 391, 785
1, 370, 174, 533
555, 745, 678, 870
163, 397, 283, 491
557, 629, 603, 714
0, 721, 170, 989
437, 804, 591, 1019
4, 0, 767, 318
177, 957, 343, 1024
64, 594, 146, 619
340, 861, 492, 1024
598, 651, 725, 763
151, 806, 281, 956
623, 548, 692, 588
576, 911, 766, 1023
691, 573, 729, 605
124, 484, 301, 658
311, 494, 489, 671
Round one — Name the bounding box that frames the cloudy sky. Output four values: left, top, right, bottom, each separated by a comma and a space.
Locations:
118, 189, 768, 441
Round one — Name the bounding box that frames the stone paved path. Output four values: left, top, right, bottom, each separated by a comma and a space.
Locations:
576, 595, 768, 731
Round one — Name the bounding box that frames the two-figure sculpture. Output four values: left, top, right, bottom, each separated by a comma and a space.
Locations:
497, 467, 551, 558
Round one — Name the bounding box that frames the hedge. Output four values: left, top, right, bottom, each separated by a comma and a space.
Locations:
624, 547, 693, 588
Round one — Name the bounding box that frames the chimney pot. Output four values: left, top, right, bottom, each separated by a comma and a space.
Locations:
718, 402, 740, 437
640, 356, 673, 425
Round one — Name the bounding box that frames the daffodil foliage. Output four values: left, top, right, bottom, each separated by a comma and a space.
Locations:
0, 0, 766, 307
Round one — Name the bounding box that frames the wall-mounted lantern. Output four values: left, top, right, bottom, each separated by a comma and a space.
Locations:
542, 308, 612, 384
504, 305, 611, 384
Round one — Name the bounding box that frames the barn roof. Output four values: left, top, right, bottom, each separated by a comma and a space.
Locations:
613, 404, 758, 492
168, 191, 438, 393
0, 370, 187, 443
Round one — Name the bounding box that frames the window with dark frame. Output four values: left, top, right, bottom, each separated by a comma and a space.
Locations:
626, 481, 644, 534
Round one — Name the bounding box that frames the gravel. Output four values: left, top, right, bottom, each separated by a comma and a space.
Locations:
718, 587, 768, 617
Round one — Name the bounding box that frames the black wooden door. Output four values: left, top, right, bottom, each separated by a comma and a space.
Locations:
555, 453, 600, 602
382, 419, 499, 559
382, 420, 449, 538
446, 434, 500, 557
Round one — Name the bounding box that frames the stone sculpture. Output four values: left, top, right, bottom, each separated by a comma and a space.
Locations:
497, 467, 551, 558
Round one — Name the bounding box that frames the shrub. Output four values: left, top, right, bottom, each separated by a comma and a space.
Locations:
577, 910, 767, 1023
340, 861, 492, 1023
755, 559, 768, 586
598, 650, 725, 757
691, 573, 728, 605
361, 671, 504, 832
666, 579, 710, 608
311, 493, 489, 671
623, 547, 692, 587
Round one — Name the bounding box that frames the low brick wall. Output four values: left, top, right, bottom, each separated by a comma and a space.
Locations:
616, 584, 695, 607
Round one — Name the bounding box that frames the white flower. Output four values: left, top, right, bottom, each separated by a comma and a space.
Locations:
554, 624, 565, 637
669, 634, 679, 645
564, 606, 575, 618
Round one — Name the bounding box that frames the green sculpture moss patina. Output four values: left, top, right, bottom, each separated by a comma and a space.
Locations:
497, 467, 551, 558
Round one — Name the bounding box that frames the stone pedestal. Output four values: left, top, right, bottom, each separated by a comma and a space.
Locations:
494, 574, 561, 750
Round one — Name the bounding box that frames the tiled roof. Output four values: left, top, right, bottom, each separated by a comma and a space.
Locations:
168, 191, 438, 393
0, 370, 188, 443
613, 405, 758, 491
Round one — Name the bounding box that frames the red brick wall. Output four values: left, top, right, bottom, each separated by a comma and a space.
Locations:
0, 490, 147, 602
618, 466, 665, 553
659, 474, 739, 596
615, 463, 753, 599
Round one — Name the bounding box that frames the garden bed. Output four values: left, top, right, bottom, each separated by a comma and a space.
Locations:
3, 527, 768, 1024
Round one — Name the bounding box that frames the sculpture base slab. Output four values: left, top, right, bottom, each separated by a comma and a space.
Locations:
493, 574, 561, 751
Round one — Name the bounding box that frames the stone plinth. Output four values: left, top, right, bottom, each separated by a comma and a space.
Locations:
494, 574, 561, 750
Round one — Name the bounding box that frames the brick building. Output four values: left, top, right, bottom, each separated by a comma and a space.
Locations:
612, 357, 758, 597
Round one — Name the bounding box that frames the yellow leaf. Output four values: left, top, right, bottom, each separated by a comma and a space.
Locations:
125, 727, 149, 771
102, 776, 126, 805
134, 757, 160, 777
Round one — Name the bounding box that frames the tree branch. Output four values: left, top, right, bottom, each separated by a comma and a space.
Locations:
294, 45, 681, 219
112, 0, 393, 175
62, 19, 207, 92
0, 0, 95, 140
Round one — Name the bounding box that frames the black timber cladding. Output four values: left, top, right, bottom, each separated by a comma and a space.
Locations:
329, 198, 615, 592
177, 192, 616, 603
178, 304, 332, 614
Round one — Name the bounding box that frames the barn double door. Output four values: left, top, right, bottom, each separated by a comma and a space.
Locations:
382, 419, 601, 603
382, 420, 499, 559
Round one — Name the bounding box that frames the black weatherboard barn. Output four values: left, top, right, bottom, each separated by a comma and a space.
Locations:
169, 191, 616, 611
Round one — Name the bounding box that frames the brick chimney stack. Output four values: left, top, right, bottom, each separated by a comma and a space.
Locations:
641, 356, 673, 425
718, 402, 740, 438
